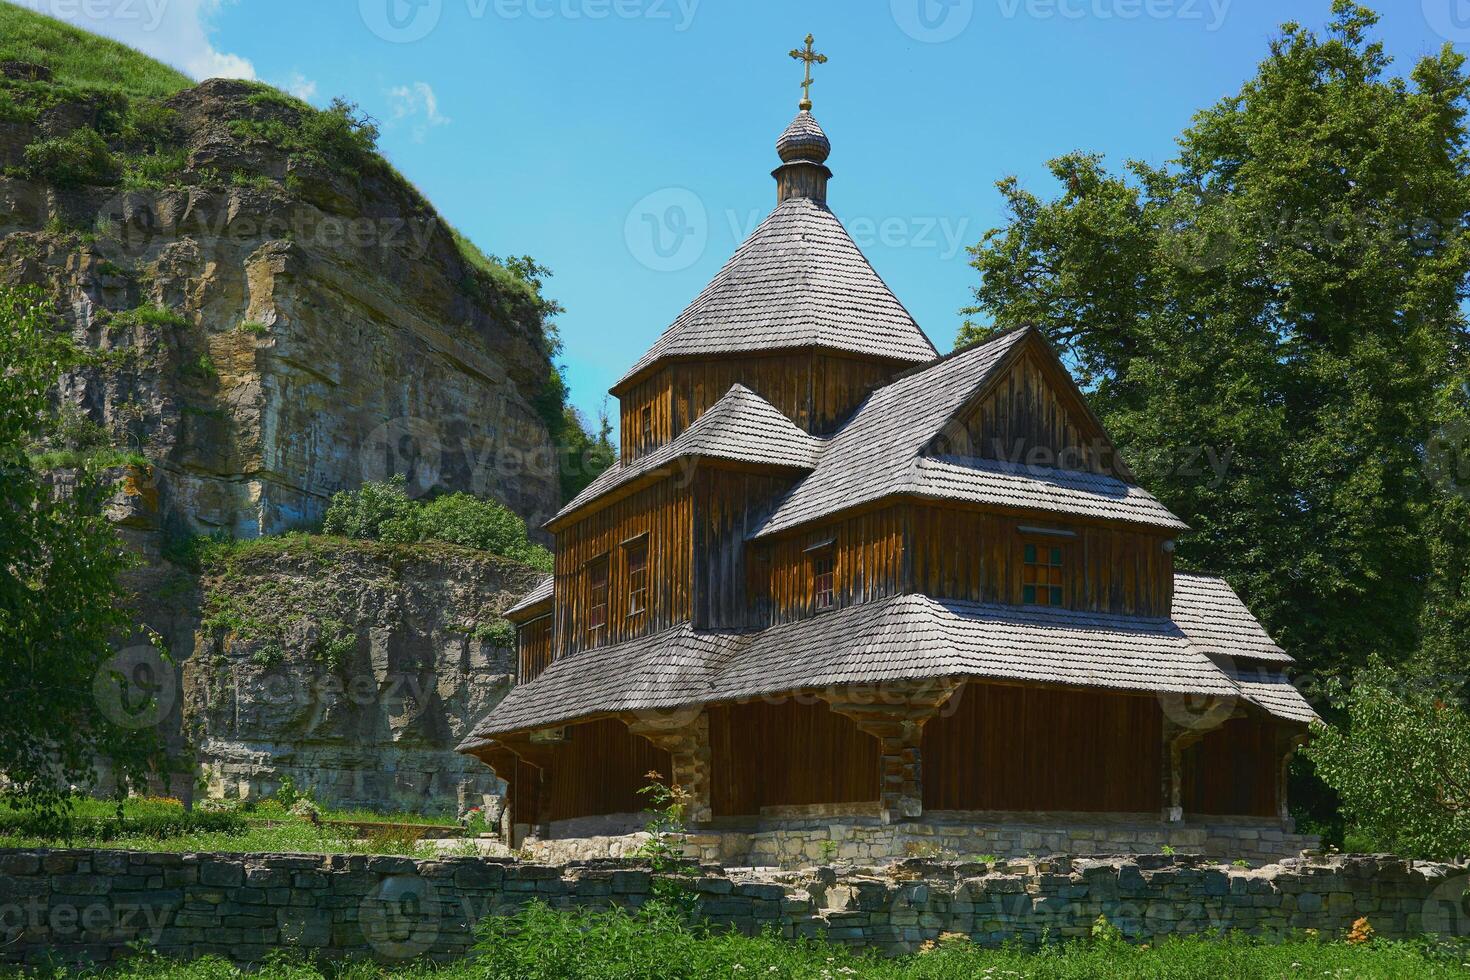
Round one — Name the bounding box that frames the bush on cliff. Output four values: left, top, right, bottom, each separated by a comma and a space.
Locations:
322, 479, 553, 571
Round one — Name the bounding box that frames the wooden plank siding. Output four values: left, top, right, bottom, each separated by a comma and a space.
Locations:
943, 347, 1128, 479
506, 720, 672, 825
758, 504, 908, 625
692, 469, 804, 629
618, 352, 908, 461
1181, 717, 1280, 818
908, 505, 1174, 617
708, 699, 879, 816
922, 682, 1164, 813
517, 615, 554, 684
553, 480, 692, 655
754, 502, 1173, 624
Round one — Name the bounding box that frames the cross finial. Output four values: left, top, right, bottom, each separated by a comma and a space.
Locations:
790, 33, 827, 112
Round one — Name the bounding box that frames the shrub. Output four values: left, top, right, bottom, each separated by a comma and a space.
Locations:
322, 479, 551, 569
0, 799, 244, 841
24, 126, 118, 185
1304, 657, 1470, 859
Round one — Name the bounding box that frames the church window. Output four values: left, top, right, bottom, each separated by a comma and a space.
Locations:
812, 547, 835, 611
640, 405, 653, 448
588, 556, 610, 629
625, 538, 648, 615
1022, 543, 1064, 607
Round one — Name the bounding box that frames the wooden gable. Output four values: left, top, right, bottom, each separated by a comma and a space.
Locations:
935, 331, 1133, 481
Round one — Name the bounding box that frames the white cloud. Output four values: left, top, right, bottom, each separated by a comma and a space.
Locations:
15, 0, 256, 81
388, 81, 451, 142
285, 71, 318, 103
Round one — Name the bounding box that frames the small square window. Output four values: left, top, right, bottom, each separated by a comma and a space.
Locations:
1022, 542, 1065, 607
812, 548, 835, 611
625, 539, 648, 616
587, 556, 609, 630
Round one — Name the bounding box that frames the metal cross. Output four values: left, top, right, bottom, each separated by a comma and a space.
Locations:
790, 33, 828, 111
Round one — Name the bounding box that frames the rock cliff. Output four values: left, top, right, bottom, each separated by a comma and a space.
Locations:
151, 538, 542, 813
1, 73, 564, 546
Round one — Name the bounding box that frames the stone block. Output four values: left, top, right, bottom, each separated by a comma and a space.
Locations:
199, 862, 243, 888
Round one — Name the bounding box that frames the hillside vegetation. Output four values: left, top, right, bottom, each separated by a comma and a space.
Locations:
0, 2, 191, 97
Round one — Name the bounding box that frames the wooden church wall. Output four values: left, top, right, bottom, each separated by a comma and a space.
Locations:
944, 348, 1127, 479
1180, 717, 1280, 818
535, 720, 672, 824
517, 615, 554, 684
921, 682, 1163, 813
692, 468, 803, 629
553, 481, 692, 656
708, 699, 879, 816
758, 504, 907, 626
618, 352, 906, 460
909, 504, 1174, 616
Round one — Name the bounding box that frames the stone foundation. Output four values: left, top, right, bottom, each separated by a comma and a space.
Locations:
2, 848, 1466, 966
524, 811, 1320, 870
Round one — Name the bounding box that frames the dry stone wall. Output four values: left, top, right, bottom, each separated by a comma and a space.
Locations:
2, 849, 1466, 967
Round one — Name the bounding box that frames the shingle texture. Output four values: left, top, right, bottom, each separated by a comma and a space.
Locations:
753, 329, 1187, 538
552, 385, 822, 524
503, 576, 553, 621
460, 571, 1316, 747
776, 110, 831, 163
616, 197, 937, 387
1171, 572, 1289, 663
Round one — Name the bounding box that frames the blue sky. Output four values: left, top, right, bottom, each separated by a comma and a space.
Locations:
20, 0, 1469, 433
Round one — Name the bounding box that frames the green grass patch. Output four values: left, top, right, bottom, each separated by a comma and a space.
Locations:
0, 4, 191, 99
0, 796, 243, 842
121, 148, 188, 189
24, 125, 118, 185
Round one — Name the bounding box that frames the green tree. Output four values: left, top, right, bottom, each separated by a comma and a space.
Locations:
559, 401, 616, 503
1304, 659, 1470, 858
959, 2, 1470, 680
0, 286, 163, 813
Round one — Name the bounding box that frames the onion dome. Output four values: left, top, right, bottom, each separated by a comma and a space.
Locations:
777, 111, 831, 165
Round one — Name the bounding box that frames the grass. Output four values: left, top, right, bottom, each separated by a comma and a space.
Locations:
7, 902, 1470, 978
0, 3, 191, 99
0, 797, 466, 858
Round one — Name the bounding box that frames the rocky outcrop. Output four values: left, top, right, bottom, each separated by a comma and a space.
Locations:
164, 539, 542, 814
1, 78, 563, 548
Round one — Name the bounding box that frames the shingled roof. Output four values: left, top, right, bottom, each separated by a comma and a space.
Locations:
459, 571, 1316, 746
752, 327, 1187, 538
614, 196, 938, 390
550, 384, 822, 528
503, 575, 553, 623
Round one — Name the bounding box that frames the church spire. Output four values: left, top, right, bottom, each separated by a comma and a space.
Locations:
774, 34, 833, 205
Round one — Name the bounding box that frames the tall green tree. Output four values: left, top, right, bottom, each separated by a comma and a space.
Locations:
960, 2, 1470, 680
0, 285, 163, 812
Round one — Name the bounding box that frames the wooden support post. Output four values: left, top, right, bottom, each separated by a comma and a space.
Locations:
1161, 720, 1205, 823
498, 736, 562, 844
1275, 728, 1309, 830
625, 711, 714, 825
823, 680, 960, 823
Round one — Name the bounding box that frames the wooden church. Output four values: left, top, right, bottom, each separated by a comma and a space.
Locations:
459, 41, 1316, 850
